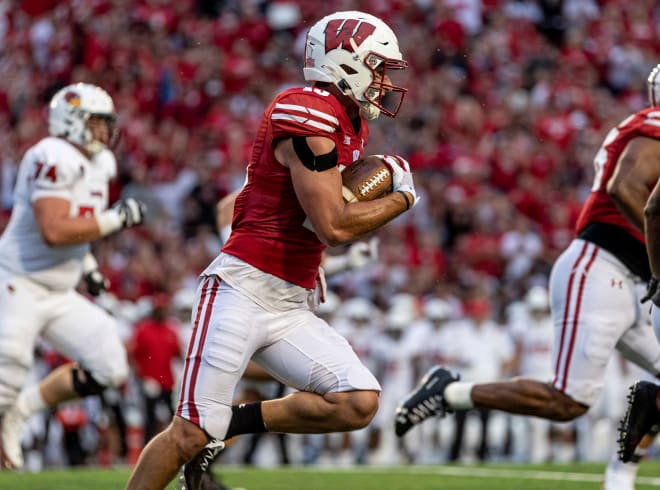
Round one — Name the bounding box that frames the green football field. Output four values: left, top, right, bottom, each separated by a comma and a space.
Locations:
2, 462, 660, 490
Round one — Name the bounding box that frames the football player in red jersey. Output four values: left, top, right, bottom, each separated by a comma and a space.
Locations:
618, 91, 660, 466
395, 64, 660, 490
126, 10, 416, 490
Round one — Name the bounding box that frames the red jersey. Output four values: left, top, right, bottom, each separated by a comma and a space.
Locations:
576, 108, 660, 243
223, 86, 369, 288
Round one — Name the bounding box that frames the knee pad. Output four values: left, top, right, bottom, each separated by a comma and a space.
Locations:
72, 367, 106, 397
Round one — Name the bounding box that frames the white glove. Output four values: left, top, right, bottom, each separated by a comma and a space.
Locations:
322, 238, 379, 275
96, 198, 146, 236
112, 198, 146, 227
380, 154, 419, 208
347, 237, 379, 269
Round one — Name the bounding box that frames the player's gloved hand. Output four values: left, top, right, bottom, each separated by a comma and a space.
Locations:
112, 198, 146, 228
347, 237, 379, 269
323, 238, 378, 276
96, 198, 146, 236
380, 154, 419, 209
641, 277, 660, 307
83, 269, 110, 297
81, 252, 109, 297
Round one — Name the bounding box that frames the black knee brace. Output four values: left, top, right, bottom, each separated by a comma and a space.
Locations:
72, 367, 106, 397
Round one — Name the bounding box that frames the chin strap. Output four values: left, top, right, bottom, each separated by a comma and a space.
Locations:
85, 140, 106, 155
360, 102, 381, 120
335, 78, 380, 120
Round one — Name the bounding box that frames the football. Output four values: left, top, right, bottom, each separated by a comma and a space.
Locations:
341, 155, 393, 203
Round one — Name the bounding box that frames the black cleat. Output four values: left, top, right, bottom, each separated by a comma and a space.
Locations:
617, 381, 660, 463
180, 439, 228, 490
394, 366, 459, 437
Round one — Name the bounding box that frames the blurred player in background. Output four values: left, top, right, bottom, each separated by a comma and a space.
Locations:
130, 293, 183, 445
396, 63, 660, 490
508, 286, 568, 463
127, 10, 416, 490
0, 83, 146, 469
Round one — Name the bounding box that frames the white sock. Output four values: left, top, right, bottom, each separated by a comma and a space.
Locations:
605, 452, 639, 477
444, 382, 475, 410
14, 385, 47, 418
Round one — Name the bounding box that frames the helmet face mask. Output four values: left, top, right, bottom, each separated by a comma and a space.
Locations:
304, 11, 408, 120
362, 52, 407, 118
48, 83, 117, 155
649, 64, 660, 107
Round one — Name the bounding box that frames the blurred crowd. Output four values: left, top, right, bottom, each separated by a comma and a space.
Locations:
1, 0, 660, 469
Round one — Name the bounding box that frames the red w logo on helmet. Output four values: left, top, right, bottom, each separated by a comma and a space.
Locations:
324, 19, 376, 54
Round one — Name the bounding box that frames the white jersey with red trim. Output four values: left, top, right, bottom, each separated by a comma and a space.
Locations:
510, 313, 554, 380
0, 137, 115, 290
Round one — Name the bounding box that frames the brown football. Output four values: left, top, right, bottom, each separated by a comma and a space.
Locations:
341, 155, 393, 203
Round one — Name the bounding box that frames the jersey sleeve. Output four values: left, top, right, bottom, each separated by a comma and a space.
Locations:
639, 111, 660, 139
270, 91, 341, 140
94, 149, 117, 180
27, 142, 80, 202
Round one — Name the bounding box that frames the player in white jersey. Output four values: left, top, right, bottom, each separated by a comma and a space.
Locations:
508, 287, 557, 463
0, 83, 145, 469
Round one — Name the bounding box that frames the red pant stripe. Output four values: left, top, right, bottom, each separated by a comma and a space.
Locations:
176, 277, 212, 420
185, 277, 220, 423
559, 245, 598, 391
552, 241, 589, 387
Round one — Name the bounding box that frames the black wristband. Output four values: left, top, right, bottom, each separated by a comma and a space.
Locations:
396, 190, 411, 210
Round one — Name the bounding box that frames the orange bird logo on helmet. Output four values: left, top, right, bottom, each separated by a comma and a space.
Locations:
64, 91, 81, 106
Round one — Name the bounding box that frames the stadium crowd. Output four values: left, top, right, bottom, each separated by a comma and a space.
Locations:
1, 0, 659, 469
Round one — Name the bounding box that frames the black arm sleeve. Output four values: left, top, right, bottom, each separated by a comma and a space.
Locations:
291, 136, 338, 172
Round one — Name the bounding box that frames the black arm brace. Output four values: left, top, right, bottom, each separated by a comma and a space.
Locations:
291, 136, 338, 171
72, 366, 106, 397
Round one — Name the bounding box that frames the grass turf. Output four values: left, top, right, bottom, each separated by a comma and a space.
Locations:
2, 462, 660, 490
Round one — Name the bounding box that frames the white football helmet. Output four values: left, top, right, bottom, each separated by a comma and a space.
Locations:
342, 297, 374, 321
304, 10, 407, 120
648, 64, 660, 107
424, 298, 452, 322
48, 83, 116, 154
525, 286, 549, 312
